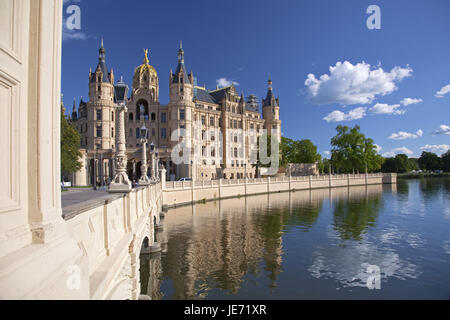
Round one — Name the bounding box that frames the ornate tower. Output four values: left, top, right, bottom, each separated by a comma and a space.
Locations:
126, 49, 161, 151
87, 39, 116, 151
132, 49, 159, 102
262, 77, 281, 143
168, 41, 195, 179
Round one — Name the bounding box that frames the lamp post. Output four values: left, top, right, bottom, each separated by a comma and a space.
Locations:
139, 126, 150, 186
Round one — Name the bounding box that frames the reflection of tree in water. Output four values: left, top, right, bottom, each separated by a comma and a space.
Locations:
419, 177, 448, 200
287, 200, 323, 232
332, 192, 383, 241
396, 179, 409, 197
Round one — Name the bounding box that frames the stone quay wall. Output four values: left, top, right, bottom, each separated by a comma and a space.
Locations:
162, 173, 397, 207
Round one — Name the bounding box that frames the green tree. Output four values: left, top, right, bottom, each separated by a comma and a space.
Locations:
442, 151, 450, 172
381, 158, 397, 173
330, 125, 383, 173
280, 137, 321, 166
394, 154, 411, 173
61, 104, 82, 177
321, 158, 331, 174
418, 151, 442, 171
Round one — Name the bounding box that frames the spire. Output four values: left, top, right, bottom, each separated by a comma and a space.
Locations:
91, 39, 110, 83
143, 48, 149, 64
178, 40, 184, 64
172, 41, 190, 84
71, 97, 78, 121
99, 38, 105, 61
263, 76, 276, 107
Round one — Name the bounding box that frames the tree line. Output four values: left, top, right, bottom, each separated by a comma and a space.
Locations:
279, 125, 450, 174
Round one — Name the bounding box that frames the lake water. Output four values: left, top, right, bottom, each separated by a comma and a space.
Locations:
139, 178, 450, 300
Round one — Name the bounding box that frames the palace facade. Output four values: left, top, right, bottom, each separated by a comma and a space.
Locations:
70, 41, 281, 185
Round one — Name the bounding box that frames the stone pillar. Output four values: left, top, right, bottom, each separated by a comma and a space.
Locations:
0, 0, 88, 299
159, 168, 166, 189
139, 140, 150, 186
109, 103, 132, 193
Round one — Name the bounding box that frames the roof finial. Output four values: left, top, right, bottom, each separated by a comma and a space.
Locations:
180, 40, 183, 50
101, 37, 104, 48
143, 48, 149, 64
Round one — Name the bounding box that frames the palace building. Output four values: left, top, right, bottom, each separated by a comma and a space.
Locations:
70, 41, 281, 185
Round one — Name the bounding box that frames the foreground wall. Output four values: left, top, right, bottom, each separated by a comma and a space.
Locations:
64, 183, 162, 300
163, 174, 397, 207
0, 0, 90, 299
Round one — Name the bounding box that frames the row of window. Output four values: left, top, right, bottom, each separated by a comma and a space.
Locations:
129, 127, 167, 139
128, 110, 185, 123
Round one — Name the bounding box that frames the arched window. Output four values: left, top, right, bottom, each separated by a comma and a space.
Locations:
111, 128, 114, 138
136, 99, 149, 120
136, 128, 140, 139
129, 113, 134, 121
151, 113, 156, 121
111, 111, 114, 122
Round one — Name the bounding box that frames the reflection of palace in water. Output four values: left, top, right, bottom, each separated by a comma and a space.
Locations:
140, 184, 395, 299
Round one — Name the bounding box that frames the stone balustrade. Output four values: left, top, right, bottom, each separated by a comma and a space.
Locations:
163, 173, 396, 207
63, 182, 163, 300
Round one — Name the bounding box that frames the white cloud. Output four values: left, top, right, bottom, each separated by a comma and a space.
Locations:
304, 61, 413, 105
370, 103, 405, 115
389, 129, 423, 140
435, 84, 450, 98
382, 147, 413, 157
420, 144, 450, 155
374, 144, 382, 153
433, 124, 450, 135
400, 98, 422, 106
216, 78, 239, 88
323, 107, 367, 123
323, 150, 331, 156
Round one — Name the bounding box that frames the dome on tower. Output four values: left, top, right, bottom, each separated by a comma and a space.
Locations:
133, 49, 158, 81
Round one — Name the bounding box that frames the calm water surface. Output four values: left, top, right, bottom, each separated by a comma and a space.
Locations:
140, 178, 450, 299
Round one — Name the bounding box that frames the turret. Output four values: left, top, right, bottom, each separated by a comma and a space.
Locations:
170, 41, 194, 102
89, 39, 114, 102
262, 77, 281, 143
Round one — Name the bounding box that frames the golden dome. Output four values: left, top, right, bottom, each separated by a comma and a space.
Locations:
134, 48, 158, 79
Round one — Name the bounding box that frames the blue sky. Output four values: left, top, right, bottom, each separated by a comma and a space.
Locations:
62, 0, 450, 158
